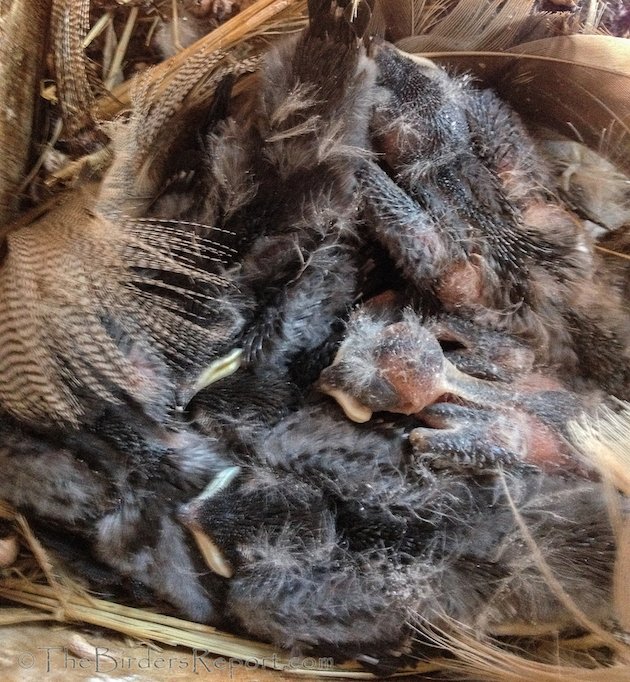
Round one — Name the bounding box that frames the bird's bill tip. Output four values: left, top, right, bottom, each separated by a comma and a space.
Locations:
319, 384, 373, 423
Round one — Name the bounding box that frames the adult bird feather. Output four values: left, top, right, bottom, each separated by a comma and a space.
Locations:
0, 47, 262, 426
51, 0, 106, 154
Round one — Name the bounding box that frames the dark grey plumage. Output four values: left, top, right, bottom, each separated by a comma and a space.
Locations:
0, 409, 229, 621
149, 1, 377, 387
221, 0, 377, 378
361, 44, 630, 397
181, 401, 615, 666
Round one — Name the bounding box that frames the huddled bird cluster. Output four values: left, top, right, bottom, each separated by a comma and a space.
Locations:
0, 0, 628, 671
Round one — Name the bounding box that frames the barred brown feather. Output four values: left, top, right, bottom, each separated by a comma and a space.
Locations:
51, 0, 105, 151
0, 13, 266, 427
0, 184, 243, 426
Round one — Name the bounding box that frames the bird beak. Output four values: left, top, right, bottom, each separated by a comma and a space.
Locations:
318, 384, 373, 423
188, 526, 234, 579
195, 466, 241, 502
317, 350, 374, 423
180, 466, 241, 579
193, 348, 244, 393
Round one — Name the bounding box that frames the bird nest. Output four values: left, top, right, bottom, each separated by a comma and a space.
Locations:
1, 0, 630, 680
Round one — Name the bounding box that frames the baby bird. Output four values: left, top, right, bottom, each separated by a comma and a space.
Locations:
180, 400, 615, 668
318, 303, 602, 472
0, 406, 230, 621
164, 0, 380, 391
149, 0, 381, 392
361, 44, 630, 397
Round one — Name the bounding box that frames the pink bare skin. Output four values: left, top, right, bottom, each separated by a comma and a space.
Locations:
318, 309, 597, 473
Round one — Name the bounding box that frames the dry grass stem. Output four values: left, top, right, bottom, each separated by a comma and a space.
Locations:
0, 580, 441, 678
93, 0, 306, 120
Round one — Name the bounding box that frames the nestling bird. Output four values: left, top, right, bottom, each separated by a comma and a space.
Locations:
0, 406, 231, 621
361, 43, 630, 398
318, 303, 601, 472
180, 399, 615, 667
159, 0, 379, 388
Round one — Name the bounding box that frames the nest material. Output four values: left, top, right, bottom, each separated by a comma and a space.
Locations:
1, 0, 630, 679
